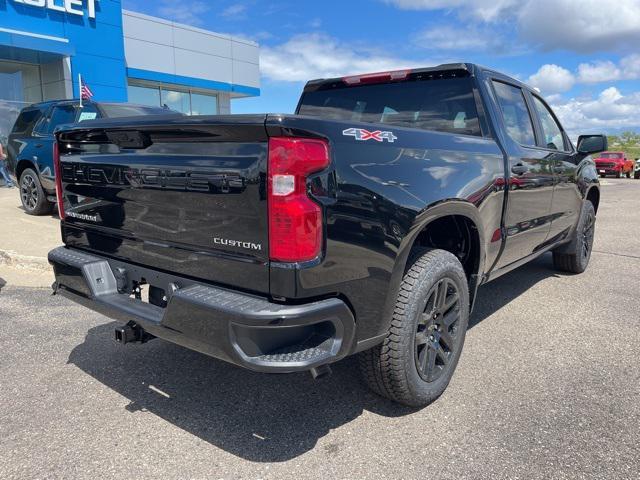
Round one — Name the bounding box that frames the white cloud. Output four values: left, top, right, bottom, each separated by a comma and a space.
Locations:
578, 54, 640, 83
414, 25, 504, 52
528, 64, 575, 94
551, 87, 640, 134
385, 0, 640, 53
260, 34, 426, 82
518, 0, 640, 53
620, 54, 640, 78
529, 55, 640, 95
221, 4, 247, 19
157, 0, 211, 26
577, 61, 622, 84
384, 0, 518, 21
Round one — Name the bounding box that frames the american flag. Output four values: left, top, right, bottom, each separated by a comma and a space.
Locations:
80, 76, 94, 100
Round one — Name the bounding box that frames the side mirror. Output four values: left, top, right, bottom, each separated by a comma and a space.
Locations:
577, 134, 607, 155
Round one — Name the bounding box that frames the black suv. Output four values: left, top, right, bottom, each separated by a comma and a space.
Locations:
6, 100, 178, 215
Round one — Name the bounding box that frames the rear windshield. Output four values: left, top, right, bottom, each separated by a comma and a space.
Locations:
297, 77, 481, 136
600, 152, 623, 159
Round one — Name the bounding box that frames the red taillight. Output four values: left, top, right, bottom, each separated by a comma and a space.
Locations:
342, 69, 410, 86
268, 137, 330, 262
53, 141, 65, 220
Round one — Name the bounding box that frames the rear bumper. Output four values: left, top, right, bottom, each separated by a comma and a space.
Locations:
48, 247, 355, 373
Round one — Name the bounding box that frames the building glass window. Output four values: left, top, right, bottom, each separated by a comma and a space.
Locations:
127, 85, 161, 108
0, 61, 43, 104
161, 89, 190, 114
190, 92, 217, 115
127, 82, 218, 115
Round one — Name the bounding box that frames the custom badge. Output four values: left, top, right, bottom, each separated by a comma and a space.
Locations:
342, 128, 397, 143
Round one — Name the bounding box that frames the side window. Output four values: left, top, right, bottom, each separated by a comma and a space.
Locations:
44, 105, 77, 134
531, 96, 566, 151
11, 109, 42, 135
492, 81, 536, 146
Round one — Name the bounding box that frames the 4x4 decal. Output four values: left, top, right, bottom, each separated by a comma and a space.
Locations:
343, 128, 397, 143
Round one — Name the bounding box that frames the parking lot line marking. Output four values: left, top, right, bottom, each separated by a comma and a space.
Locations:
148, 385, 171, 398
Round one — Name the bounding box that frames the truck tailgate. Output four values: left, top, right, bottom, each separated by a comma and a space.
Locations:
57, 116, 270, 294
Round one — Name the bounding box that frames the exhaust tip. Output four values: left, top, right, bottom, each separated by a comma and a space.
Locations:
310, 364, 332, 380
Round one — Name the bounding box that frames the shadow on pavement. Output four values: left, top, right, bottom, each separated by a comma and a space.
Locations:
470, 253, 560, 329
15, 203, 60, 220
67, 253, 560, 462
68, 329, 414, 462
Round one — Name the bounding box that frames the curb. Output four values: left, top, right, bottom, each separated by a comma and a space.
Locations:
0, 250, 50, 271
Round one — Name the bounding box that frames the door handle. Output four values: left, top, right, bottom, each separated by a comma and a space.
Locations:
35, 144, 43, 148
511, 164, 528, 175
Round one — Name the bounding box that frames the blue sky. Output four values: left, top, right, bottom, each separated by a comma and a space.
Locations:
123, 0, 640, 135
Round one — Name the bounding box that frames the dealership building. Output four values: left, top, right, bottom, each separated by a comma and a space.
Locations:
0, 0, 261, 141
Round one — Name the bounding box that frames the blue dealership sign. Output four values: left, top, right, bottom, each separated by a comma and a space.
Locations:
0, 0, 128, 101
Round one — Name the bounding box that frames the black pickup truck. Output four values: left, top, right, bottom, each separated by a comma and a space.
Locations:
48, 64, 606, 407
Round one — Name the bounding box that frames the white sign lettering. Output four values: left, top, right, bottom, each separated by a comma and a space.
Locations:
12, 0, 98, 19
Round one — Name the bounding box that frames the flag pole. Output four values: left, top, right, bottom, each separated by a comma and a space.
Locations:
78, 73, 83, 108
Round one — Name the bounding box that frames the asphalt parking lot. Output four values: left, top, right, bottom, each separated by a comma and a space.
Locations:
1, 180, 639, 479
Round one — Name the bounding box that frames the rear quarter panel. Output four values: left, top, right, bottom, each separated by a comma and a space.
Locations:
268, 115, 505, 344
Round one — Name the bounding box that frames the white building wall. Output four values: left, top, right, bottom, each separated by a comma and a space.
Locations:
218, 93, 231, 114
122, 10, 260, 93
40, 58, 72, 100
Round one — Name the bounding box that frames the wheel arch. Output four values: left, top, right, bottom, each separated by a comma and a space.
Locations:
585, 186, 600, 214
16, 159, 37, 182
378, 201, 487, 336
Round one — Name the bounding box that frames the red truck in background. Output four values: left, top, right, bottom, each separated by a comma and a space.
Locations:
595, 151, 634, 178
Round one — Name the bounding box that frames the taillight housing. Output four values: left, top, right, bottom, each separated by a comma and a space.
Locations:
53, 140, 65, 219
268, 137, 330, 262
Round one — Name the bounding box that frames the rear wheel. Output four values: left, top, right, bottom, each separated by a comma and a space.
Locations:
615, 171, 621, 178
359, 249, 469, 407
552, 201, 596, 274
20, 168, 53, 216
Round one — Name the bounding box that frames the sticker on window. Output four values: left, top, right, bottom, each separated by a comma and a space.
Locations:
78, 112, 98, 122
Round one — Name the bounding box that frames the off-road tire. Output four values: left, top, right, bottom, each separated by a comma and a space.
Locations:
20, 168, 53, 216
552, 201, 596, 274
359, 249, 469, 407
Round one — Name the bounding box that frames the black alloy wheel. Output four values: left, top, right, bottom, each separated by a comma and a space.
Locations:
552, 200, 596, 274
19, 168, 53, 215
20, 171, 39, 212
581, 207, 595, 262
359, 248, 470, 407
414, 278, 461, 382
